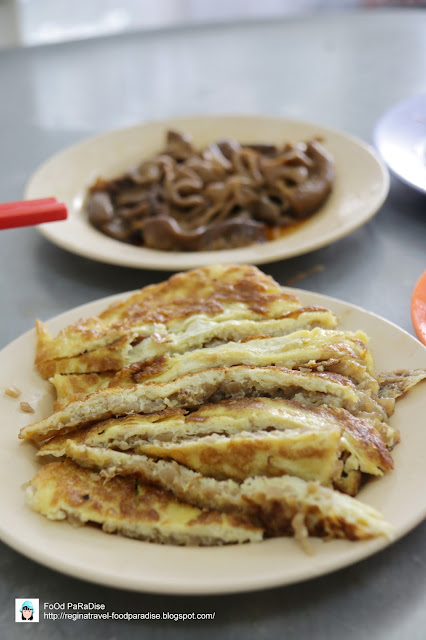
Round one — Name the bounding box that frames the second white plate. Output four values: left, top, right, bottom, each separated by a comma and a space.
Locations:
374, 94, 426, 194
0, 288, 425, 594
25, 115, 389, 270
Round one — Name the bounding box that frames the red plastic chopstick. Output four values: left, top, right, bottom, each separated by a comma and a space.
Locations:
0, 198, 67, 230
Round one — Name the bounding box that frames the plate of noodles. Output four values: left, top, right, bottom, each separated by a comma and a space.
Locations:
25, 115, 389, 270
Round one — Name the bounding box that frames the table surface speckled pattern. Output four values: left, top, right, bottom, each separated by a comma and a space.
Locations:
0, 9, 425, 639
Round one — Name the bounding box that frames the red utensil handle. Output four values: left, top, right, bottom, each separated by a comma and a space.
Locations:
0, 198, 67, 230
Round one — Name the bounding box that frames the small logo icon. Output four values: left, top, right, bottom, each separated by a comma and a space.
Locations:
15, 599, 39, 622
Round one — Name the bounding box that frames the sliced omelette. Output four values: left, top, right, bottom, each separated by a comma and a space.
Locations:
20, 263, 426, 548
39, 307, 338, 378
37, 264, 327, 378
51, 372, 114, 411
38, 397, 393, 494
27, 460, 262, 546
20, 365, 365, 442
108, 328, 376, 387
378, 369, 426, 401
63, 443, 393, 541
129, 428, 342, 485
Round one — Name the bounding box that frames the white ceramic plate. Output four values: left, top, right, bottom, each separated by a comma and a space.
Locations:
374, 94, 426, 194
1, 288, 425, 595
25, 115, 389, 270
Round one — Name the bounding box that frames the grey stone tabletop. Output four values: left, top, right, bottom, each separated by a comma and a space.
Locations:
0, 9, 425, 640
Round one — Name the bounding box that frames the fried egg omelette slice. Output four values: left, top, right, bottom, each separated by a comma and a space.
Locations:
20, 365, 364, 442
47, 361, 397, 451
38, 397, 393, 492
378, 369, 426, 402
51, 372, 114, 411
37, 264, 324, 377
27, 460, 262, 545
62, 444, 393, 541
121, 428, 342, 484
39, 425, 343, 486
37, 307, 338, 379
107, 328, 375, 388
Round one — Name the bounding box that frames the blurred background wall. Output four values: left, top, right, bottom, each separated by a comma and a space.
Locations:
0, 0, 425, 49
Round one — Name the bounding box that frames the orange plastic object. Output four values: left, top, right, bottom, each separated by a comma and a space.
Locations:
411, 270, 426, 346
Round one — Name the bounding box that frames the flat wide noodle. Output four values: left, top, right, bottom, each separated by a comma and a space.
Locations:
85, 132, 334, 251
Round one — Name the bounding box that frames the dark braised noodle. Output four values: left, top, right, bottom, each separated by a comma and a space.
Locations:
85, 130, 334, 251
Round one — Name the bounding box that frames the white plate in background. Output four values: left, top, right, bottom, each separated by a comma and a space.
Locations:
374, 94, 426, 194
0, 287, 425, 594
26, 115, 389, 270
